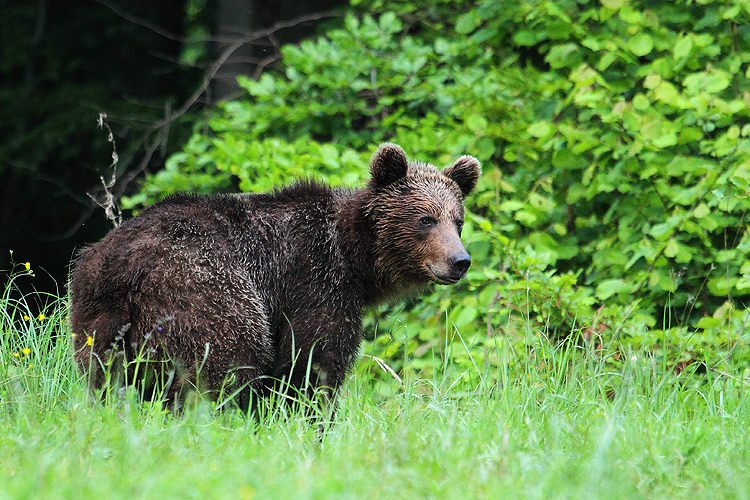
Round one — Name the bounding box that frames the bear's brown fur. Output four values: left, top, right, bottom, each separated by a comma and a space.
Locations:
69, 143, 480, 413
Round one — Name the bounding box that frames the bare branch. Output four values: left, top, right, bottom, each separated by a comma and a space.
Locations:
93, 0, 340, 45
63, 8, 342, 238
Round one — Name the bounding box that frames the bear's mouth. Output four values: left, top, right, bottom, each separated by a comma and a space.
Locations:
436, 276, 461, 285
426, 266, 463, 285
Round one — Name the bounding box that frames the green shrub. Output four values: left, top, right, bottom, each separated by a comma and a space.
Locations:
124, 0, 750, 377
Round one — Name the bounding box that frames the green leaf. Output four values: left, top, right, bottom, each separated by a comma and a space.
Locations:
378, 12, 402, 33
466, 114, 489, 133
452, 306, 478, 329
552, 148, 587, 170
666, 156, 714, 176
673, 36, 693, 60
513, 30, 539, 47
546, 43, 581, 69
693, 203, 710, 218
652, 133, 677, 149
708, 276, 737, 296
703, 73, 731, 93
684, 72, 731, 95
632, 94, 650, 110
628, 34, 653, 57
596, 279, 632, 300
528, 122, 556, 138
514, 210, 539, 226
736, 276, 750, 292
455, 11, 479, 34
653, 81, 680, 105
643, 74, 661, 89
695, 316, 721, 329
664, 239, 679, 258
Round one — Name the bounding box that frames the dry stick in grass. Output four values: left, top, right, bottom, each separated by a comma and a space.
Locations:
362, 355, 403, 385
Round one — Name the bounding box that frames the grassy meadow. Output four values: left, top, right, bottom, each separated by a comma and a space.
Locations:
1, 266, 749, 500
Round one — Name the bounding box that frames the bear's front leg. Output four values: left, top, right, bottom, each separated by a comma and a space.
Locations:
268, 309, 362, 425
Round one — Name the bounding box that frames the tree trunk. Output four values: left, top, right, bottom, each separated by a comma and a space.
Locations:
211, 0, 256, 101
210, 0, 347, 101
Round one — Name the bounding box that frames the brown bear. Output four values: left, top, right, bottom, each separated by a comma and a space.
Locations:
69, 143, 481, 415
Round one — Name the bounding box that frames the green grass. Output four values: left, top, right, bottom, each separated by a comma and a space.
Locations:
1, 273, 749, 499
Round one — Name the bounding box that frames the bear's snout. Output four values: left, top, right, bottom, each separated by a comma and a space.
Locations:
449, 252, 471, 277
422, 223, 473, 285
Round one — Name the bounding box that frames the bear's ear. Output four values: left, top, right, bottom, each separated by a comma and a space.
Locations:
369, 143, 409, 189
443, 155, 481, 198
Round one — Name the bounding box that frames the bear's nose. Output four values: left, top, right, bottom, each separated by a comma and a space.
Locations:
450, 252, 471, 276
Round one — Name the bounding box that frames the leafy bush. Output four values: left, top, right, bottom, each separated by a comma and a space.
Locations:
124, 0, 750, 376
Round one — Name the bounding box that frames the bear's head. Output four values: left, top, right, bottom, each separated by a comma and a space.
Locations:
365, 143, 481, 287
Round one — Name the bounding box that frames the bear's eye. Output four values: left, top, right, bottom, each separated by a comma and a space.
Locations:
456, 219, 464, 234
419, 216, 437, 228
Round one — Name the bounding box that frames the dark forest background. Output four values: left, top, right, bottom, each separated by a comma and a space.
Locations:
5, 0, 750, 372
0, 0, 345, 296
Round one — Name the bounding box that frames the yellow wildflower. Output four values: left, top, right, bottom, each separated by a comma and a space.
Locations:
22, 348, 30, 355
24, 262, 30, 270
23, 315, 29, 321
13, 353, 19, 358
71, 333, 77, 339
238, 485, 255, 500
38, 313, 45, 321
86, 336, 93, 346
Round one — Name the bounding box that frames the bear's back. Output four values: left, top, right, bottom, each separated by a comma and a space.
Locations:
71, 183, 349, 319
